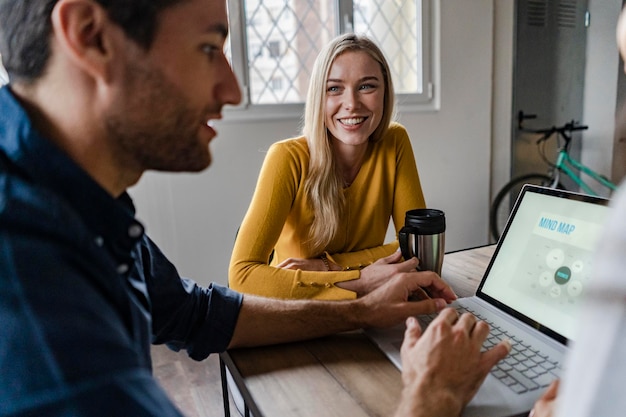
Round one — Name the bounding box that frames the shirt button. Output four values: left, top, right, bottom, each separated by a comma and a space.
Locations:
128, 224, 143, 238
94, 236, 104, 247
116, 264, 129, 274
325, 283, 332, 288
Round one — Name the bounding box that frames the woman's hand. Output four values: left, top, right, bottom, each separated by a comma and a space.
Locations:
277, 251, 457, 301
338, 251, 457, 299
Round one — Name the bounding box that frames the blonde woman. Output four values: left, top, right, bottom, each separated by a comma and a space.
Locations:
229, 33, 428, 300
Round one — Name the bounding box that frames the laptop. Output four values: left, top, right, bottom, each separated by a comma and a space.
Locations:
366, 184, 610, 417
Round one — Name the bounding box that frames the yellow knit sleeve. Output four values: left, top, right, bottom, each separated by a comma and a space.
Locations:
326, 242, 399, 271
228, 139, 361, 300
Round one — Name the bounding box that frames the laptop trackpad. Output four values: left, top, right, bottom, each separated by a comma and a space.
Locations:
464, 373, 532, 417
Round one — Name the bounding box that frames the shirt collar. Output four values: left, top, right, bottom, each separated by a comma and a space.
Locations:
0, 85, 144, 253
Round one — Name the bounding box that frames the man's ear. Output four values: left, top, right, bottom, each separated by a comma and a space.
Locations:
50, 0, 118, 83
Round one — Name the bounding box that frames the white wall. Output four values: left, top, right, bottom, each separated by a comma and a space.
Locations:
491, 1, 515, 202
129, 0, 495, 287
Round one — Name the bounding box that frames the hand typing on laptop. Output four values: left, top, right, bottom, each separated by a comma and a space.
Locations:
395, 309, 511, 417
367, 184, 609, 416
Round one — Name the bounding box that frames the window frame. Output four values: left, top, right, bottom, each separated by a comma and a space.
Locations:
225, 0, 436, 121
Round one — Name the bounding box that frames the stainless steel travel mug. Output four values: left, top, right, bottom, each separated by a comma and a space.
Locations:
398, 208, 446, 275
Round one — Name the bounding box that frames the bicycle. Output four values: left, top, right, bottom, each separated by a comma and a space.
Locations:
489, 117, 618, 242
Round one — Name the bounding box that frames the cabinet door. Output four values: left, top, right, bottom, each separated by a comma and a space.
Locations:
512, 0, 588, 190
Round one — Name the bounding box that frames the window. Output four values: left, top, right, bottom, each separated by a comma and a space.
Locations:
227, 0, 433, 114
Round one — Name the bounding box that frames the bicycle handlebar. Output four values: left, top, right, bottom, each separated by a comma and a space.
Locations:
518, 116, 588, 144
523, 121, 588, 135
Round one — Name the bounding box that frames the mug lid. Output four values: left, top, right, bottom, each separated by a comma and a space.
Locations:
404, 208, 446, 234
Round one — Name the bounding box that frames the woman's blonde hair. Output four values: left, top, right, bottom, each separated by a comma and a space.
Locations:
302, 33, 396, 254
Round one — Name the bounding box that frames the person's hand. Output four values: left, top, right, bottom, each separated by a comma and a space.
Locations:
233, 267, 455, 349
338, 251, 440, 297
355, 270, 457, 328
528, 380, 559, 417
394, 309, 511, 417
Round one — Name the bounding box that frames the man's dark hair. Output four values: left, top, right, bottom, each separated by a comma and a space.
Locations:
0, 0, 186, 83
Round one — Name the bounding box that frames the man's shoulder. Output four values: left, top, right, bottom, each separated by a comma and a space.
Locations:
0, 156, 84, 239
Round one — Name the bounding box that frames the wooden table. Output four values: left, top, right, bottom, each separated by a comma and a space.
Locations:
219, 245, 497, 417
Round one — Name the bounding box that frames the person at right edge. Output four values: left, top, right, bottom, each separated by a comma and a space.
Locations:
519, 6, 626, 417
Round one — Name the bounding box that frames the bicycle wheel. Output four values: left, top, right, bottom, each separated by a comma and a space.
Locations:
489, 174, 559, 242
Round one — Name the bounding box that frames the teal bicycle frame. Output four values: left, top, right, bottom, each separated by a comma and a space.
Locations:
551, 149, 618, 195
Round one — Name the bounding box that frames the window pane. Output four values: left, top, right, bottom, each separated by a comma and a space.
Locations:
353, 0, 422, 95
244, 0, 339, 104
236, 0, 425, 105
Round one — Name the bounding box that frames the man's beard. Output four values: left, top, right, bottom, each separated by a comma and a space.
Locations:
104, 59, 213, 174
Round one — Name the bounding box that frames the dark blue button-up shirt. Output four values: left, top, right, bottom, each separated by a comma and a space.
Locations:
0, 86, 243, 415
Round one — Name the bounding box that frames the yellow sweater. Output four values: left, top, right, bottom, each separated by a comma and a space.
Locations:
229, 123, 426, 300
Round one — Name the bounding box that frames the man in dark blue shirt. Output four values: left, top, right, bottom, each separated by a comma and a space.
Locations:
0, 0, 508, 416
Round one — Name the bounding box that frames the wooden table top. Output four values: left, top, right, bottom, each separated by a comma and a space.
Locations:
221, 245, 497, 417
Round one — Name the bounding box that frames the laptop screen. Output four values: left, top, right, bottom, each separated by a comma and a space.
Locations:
477, 185, 610, 344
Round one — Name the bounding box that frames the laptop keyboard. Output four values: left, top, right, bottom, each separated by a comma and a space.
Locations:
419, 306, 561, 394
